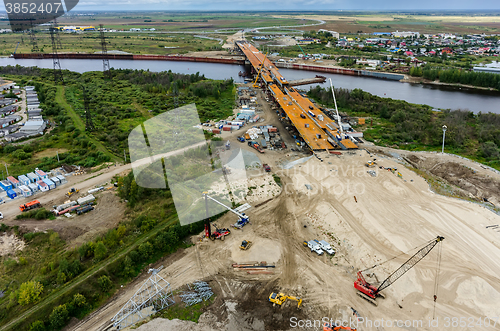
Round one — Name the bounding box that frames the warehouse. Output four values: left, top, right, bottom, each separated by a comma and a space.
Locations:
20, 120, 46, 134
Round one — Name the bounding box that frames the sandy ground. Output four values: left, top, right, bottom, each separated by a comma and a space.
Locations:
0, 233, 25, 257
69, 144, 500, 331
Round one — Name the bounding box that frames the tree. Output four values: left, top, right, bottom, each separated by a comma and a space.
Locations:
94, 241, 108, 261
29, 321, 45, 331
18, 281, 43, 306
98, 275, 112, 292
49, 304, 69, 329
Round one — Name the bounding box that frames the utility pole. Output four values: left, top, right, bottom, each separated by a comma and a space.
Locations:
56, 150, 60, 162
4, 163, 9, 177
441, 125, 447, 154
99, 24, 112, 80
123, 149, 127, 163
49, 24, 64, 85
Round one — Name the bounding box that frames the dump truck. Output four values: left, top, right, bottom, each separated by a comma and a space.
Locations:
240, 240, 252, 250
19, 200, 41, 212
66, 188, 79, 197
269, 292, 302, 308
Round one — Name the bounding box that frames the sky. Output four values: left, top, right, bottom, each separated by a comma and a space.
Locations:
2, 0, 500, 12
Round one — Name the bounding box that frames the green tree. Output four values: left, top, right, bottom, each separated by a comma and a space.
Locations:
57, 272, 67, 285
18, 281, 43, 306
94, 241, 108, 261
49, 304, 69, 329
98, 275, 112, 292
29, 321, 45, 331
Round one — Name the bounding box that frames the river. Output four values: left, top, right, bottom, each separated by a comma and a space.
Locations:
1, 57, 499, 114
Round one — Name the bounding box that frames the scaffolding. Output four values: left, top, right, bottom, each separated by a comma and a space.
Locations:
111, 266, 174, 330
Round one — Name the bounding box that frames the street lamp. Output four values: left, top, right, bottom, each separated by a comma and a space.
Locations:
441, 125, 447, 154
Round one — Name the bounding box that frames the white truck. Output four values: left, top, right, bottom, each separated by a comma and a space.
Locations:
307, 240, 324, 255
315, 240, 336, 255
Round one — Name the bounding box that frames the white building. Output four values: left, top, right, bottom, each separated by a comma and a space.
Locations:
392, 31, 420, 38
20, 120, 46, 134
318, 29, 340, 39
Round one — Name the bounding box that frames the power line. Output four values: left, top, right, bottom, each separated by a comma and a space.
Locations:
29, 19, 39, 53
99, 24, 111, 80
49, 24, 64, 85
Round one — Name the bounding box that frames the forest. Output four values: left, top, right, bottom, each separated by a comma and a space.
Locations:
307, 86, 500, 168
409, 66, 500, 90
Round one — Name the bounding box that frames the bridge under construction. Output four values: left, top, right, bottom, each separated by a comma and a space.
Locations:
236, 42, 358, 151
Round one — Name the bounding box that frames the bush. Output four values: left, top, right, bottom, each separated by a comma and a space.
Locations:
18, 281, 44, 306
98, 275, 112, 292
49, 304, 69, 329
29, 321, 45, 331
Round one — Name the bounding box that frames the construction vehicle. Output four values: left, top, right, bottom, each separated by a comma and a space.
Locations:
237, 136, 245, 142
297, 44, 307, 59
209, 224, 231, 241
306, 240, 324, 255
10, 42, 20, 57
248, 141, 264, 153
240, 240, 252, 250
252, 52, 268, 88
263, 164, 271, 172
19, 200, 41, 212
66, 188, 80, 197
269, 292, 302, 308
225, 140, 231, 150
365, 160, 376, 167
315, 239, 335, 255
202, 192, 250, 230
323, 322, 357, 331
354, 236, 444, 306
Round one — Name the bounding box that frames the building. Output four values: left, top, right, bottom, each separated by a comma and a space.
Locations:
19, 120, 46, 134
0, 79, 15, 91
0, 115, 21, 128
392, 31, 420, 38
473, 67, 500, 74
318, 29, 339, 39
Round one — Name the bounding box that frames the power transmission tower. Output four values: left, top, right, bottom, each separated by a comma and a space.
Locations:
49, 25, 64, 84
83, 88, 95, 131
99, 24, 111, 79
29, 20, 39, 52
53, 18, 63, 49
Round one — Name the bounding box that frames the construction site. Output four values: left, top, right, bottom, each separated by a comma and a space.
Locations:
2, 40, 500, 331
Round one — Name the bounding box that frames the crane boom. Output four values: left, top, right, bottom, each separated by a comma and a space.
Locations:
202, 192, 248, 220
376, 236, 444, 293
253, 53, 268, 88
354, 236, 444, 305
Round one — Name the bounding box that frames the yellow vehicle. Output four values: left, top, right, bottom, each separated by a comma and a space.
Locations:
269, 292, 302, 308
240, 240, 252, 250
365, 160, 376, 168
66, 188, 79, 197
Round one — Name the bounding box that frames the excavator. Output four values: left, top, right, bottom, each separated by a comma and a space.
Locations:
268, 292, 302, 308
354, 236, 444, 306
323, 323, 357, 331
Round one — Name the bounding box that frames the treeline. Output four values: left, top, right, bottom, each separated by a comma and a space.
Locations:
409, 66, 500, 90
307, 86, 500, 166
0, 171, 206, 331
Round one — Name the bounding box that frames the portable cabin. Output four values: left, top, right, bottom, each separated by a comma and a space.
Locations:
28, 183, 38, 192
37, 180, 49, 192
35, 169, 48, 179
0, 180, 12, 191
19, 185, 32, 197
50, 177, 60, 186
56, 175, 67, 184
18, 175, 30, 186
27, 172, 40, 183
42, 178, 56, 190
6, 189, 17, 199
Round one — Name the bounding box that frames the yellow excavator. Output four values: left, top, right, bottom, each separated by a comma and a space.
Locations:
66, 188, 79, 197
252, 53, 268, 88
240, 240, 252, 250
269, 292, 302, 308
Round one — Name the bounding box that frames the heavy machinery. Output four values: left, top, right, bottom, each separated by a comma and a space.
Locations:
263, 164, 271, 172
202, 192, 250, 231
19, 200, 41, 212
354, 236, 444, 306
66, 188, 79, 197
239, 240, 252, 250
269, 292, 302, 308
209, 224, 231, 241
365, 160, 376, 167
297, 44, 307, 59
10, 42, 20, 57
323, 323, 357, 331
252, 52, 268, 88
248, 141, 264, 153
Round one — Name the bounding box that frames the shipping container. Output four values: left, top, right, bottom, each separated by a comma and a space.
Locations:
37, 180, 49, 192
50, 177, 61, 186
231, 125, 240, 131
268, 127, 278, 133
7, 189, 17, 199
27, 172, 40, 183
260, 139, 267, 148
222, 126, 232, 131
7, 176, 20, 188
35, 169, 48, 179
42, 178, 56, 190
19, 185, 32, 197
0, 180, 13, 191
18, 175, 30, 186
56, 175, 67, 184
28, 183, 38, 192
212, 129, 221, 134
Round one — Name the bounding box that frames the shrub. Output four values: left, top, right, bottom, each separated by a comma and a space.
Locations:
18, 281, 44, 305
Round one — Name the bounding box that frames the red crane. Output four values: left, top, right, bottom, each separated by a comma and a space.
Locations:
354, 236, 444, 306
